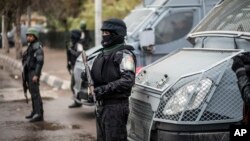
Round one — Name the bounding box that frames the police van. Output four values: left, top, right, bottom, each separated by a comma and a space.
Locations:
128, 0, 250, 140
73, 0, 219, 104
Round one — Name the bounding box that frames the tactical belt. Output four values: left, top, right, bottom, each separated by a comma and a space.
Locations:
101, 98, 129, 105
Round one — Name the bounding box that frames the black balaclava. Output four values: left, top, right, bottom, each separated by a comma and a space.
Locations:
71, 29, 81, 44
101, 18, 127, 48
101, 31, 124, 48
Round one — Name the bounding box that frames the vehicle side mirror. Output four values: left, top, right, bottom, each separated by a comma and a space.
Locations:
139, 28, 155, 48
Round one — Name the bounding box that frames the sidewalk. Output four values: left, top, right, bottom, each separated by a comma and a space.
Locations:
0, 47, 71, 90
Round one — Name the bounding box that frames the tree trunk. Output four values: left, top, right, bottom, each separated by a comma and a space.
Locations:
15, 6, 23, 59
1, 14, 9, 54
27, 6, 31, 27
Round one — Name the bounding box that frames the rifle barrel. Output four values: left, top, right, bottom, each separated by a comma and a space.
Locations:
82, 50, 96, 103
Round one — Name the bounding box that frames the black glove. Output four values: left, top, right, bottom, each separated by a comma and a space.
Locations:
67, 63, 71, 74
232, 55, 246, 78
94, 86, 107, 100
232, 56, 244, 72
68, 48, 75, 55
241, 52, 250, 62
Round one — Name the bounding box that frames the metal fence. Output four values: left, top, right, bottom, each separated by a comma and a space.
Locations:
39, 30, 95, 49
155, 59, 243, 124
128, 97, 154, 141
194, 0, 250, 33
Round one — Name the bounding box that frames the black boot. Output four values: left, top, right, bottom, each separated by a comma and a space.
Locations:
25, 112, 35, 119
68, 102, 82, 108
82, 96, 95, 106
29, 114, 44, 122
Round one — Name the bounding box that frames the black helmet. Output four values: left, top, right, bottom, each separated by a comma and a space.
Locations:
101, 18, 127, 36
71, 29, 81, 40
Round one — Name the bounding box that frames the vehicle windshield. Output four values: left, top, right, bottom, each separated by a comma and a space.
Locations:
124, 9, 154, 34
150, 0, 168, 6
191, 0, 250, 34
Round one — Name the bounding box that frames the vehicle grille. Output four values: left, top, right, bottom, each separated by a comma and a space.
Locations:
155, 60, 243, 124
128, 98, 154, 141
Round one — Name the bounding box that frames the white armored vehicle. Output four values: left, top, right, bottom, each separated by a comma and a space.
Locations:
73, 0, 219, 104
128, 0, 250, 140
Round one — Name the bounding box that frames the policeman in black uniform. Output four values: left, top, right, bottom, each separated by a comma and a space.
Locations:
232, 53, 250, 126
22, 27, 44, 122
67, 29, 83, 108
91, 18, 136, 141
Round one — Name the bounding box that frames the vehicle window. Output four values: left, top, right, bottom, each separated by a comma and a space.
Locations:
193, 0, 250, 33
124, 9, 154, 33
155, 11, 194, 45
151, 0, 168, 6
144, 0, 154, 6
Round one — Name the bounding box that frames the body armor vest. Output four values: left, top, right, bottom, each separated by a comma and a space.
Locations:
91, 45, 135, 99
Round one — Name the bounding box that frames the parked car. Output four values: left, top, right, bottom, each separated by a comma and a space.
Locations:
128, 0, 250, 140
7, 24, 46, 47
73, 0, 220, 104
6, 24, 28, 47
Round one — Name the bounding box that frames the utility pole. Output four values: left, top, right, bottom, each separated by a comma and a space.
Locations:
95, 0, 102, 47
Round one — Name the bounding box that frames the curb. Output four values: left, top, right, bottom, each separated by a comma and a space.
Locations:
0, 88, 58, 102
0, 53, 70, 90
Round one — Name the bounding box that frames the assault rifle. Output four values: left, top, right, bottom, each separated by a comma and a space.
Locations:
81, 50, 96, 103
22, 51, 29, 104
22, 71, 29, 104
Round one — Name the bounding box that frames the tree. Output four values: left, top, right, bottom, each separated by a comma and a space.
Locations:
14, 0, 29, 59
0, 0, 12, 54
0, 0, 141, 56
0, 0, 30, 59
1, 15, 10, 54
68, 0, 141, 30
12, 0, 30, 59
31, 0, 83, 31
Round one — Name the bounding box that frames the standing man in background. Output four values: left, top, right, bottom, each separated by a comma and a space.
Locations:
22, 27, 44, 122
67, 29, 83, 108
79, 20, 92, 50
90, 18, 136, 141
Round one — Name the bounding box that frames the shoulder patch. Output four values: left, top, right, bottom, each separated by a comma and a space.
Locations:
120, 53, 135, 72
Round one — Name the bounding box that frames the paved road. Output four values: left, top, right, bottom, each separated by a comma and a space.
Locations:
0, 68, 97, 141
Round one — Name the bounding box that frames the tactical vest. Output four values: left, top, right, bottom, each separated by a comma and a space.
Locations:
23, 41, 43, 71
91, 45, 135, 99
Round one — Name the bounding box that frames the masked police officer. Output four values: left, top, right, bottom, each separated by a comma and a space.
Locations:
22, 27, 44, 122
91, 18, 136, 141
232, 52, 250, 126
67, 29, 83, 108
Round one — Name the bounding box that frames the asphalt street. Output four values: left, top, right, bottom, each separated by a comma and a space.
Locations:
0, 68, 97, 141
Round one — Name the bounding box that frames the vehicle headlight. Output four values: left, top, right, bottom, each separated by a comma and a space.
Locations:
163, 78, 213, 115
